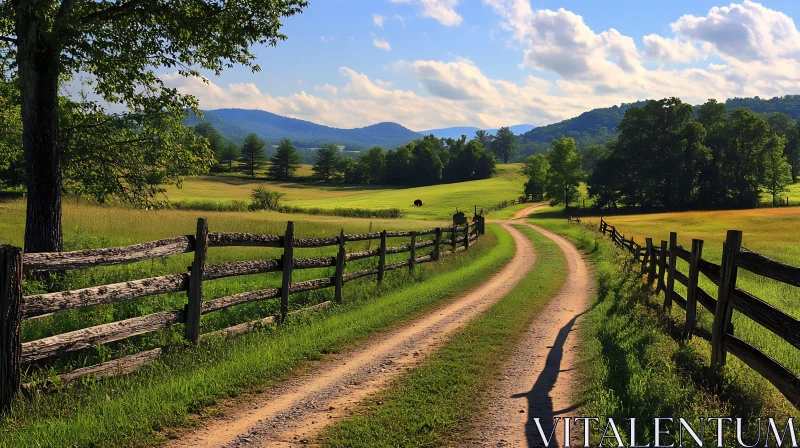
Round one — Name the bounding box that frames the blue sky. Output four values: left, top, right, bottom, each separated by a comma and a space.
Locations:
161, 0, 800, 131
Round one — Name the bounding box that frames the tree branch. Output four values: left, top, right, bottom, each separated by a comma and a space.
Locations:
80, 0, 161, 25
0, 36, 17, 44
53, 0, 79, 40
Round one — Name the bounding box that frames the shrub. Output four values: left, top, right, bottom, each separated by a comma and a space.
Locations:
168, 199, 249, 212
249, 184, 284, 211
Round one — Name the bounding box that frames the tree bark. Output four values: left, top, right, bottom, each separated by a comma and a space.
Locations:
17, 11, 64, 253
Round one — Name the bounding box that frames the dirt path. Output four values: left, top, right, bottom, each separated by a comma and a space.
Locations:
168, 205, 543, 448
462, 221, 593, 448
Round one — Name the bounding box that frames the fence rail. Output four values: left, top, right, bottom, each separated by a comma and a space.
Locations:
595, 218, 800, 410
0, 214, 487, 412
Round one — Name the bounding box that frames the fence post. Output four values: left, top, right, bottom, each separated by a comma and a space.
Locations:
645, 238, 654, 282
599, 217, 604, 233
464, 225, 469, 250
280, 221, 295, 322
683, 239, 704, 340
451, 224, 457, 251
378, 230, 387, 284
657, 240, 668, 292
409, 231, 417, 275
185, 218, 208, 344
334, 230, 346, 304
434, 228, 442, 260
664, 232, 678, 310
0, 245, 22, 414
711, 230, 742, 369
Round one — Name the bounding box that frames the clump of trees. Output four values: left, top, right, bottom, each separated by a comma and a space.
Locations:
523, 97, 799, 211
249, 185, 284, 211
306, 134, 497, 186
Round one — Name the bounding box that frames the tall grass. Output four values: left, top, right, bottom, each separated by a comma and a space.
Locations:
567, 207, 800, 414
0, 226, 514, 447
533, 214, 796, 445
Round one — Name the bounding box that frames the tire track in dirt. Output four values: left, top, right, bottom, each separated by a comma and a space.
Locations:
168, 206, 544, 448
462, 220, 593, 448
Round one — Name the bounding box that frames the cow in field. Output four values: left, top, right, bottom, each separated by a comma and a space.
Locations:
414, 199, 423, 207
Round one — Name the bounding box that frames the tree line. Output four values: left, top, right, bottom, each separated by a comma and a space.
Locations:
524, 97, 799, 211
210, 128, 500, 186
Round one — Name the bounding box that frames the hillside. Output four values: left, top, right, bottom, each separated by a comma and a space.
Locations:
518, 95, 800, 157
186, 108, 423, 150
421, 124, 535, 140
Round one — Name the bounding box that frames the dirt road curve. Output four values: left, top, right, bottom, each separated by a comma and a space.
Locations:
462, 221, 593, 448
169, 205, 543, 448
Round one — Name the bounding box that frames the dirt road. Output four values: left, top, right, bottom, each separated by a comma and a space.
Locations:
462, 221, 593, 448
169, 205, 543, 448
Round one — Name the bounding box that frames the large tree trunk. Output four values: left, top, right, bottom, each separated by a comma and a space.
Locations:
17, 13, 63, 253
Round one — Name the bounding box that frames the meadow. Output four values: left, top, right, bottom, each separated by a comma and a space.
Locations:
160, 164, 527, 221
537, 206, 800, 415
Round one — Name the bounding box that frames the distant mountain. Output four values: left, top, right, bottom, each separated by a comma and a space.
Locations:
518, 95, 800, 158
420, 124, 535, 140
185, 108, 422, 150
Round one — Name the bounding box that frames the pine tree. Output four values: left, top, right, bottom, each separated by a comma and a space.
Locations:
268, 138, 302, 181
239, 133, 267, 178
312, 144, 341, 183
220, 141, 240, 171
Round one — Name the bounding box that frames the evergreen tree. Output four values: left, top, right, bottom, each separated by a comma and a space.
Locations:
239, 133, 267, 178
220, 141, 240, 171
492, 127, 518, 163
268, 138, 302, 181
312, 144, 341, 182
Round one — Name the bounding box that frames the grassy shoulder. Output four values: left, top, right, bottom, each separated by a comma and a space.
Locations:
319, 224, 567, 447
531, 215, 794, 445
0, 226, 514, 448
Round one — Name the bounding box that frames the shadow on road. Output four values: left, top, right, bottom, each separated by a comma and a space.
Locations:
511, 311, 585, 447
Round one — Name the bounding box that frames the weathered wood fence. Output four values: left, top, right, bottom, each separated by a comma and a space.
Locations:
0, 214, 487, 412
595, 218, 800, 410
481, 194, 534, 215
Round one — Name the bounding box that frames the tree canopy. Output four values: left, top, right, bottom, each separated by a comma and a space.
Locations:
1, 0, 308, 252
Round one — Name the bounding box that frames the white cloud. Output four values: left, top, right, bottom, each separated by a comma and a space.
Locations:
390, 0, 462, 26
372, 14, 385, 27
672, 1, 800, 62
162, 1, 800, 131
393, 14, 406, 27
642, 34, 705, 63
372, 37, 392, 51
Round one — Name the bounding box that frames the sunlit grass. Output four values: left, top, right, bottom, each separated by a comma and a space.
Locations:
531, 206, 800, 415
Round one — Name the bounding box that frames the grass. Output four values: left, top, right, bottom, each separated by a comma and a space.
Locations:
0, 225, 515, 447
156, 164, 526, 221
530, 210, 797, 445
571, 206, 800, 405
0, 200, 457, 381
320, 225, 567, 447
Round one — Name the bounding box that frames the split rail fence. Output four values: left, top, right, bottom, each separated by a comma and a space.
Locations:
595, 217, 800, 410
0, 215, 486, 412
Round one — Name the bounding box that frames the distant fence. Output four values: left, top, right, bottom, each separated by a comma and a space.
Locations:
480, 194, 534, 214
0, 214, 487, 412
592, 218, 800, 410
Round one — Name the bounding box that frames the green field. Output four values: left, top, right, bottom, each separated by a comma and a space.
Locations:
160, 164, 526, 220
534, 206, 800, 415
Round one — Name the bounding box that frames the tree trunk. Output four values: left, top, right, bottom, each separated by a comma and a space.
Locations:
17, 13, 64, 253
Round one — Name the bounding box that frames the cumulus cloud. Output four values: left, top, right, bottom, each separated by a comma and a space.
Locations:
390, 0, 462, 26
372, 14, 385, 27
162, 1, 800, 130
672, 1, 800, 62
642, 34, 706, 63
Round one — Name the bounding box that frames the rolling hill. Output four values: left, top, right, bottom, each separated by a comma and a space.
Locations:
185, 109, 423, 150
518, 95, 800, 158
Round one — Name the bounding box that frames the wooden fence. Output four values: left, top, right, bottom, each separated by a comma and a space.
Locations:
594, 218, 800, 410
0, 214, 486, 412
480, 194, 534, 214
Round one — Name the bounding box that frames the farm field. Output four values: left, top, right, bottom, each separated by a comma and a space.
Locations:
160, 164, 526, 220
535, 206, 800, 414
